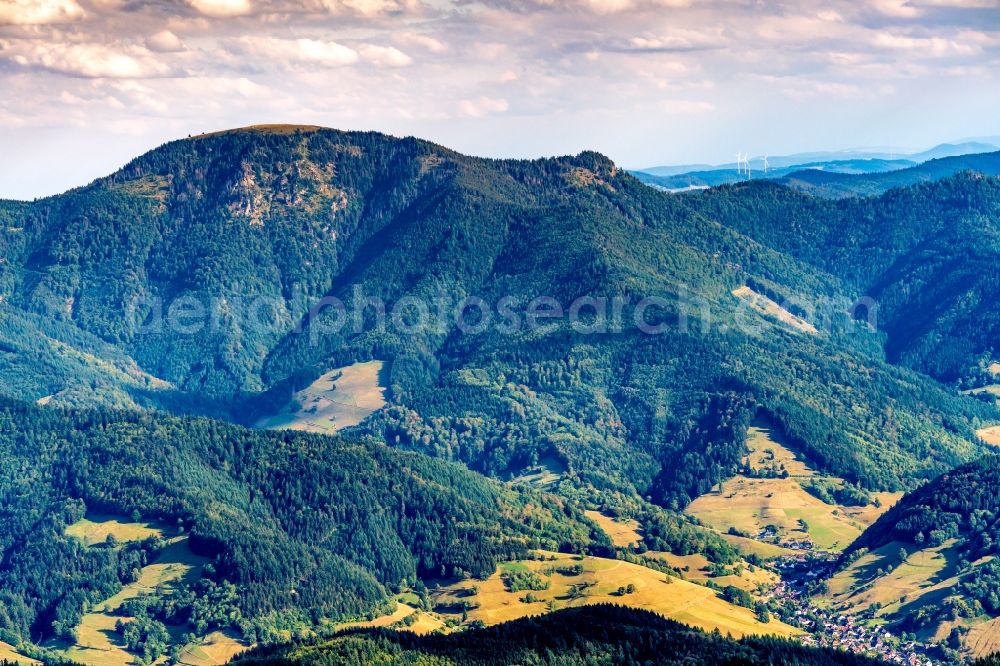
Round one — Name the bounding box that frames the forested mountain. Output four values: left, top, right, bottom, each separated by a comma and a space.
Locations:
690, 173, 1000, 384
231, 604, 891, 666
632, 150, 1000, 198
2, 125, 1000, 662
0, 395, 598, 647
1, 125, 997, 507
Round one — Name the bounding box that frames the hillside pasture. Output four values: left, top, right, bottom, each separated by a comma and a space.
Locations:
978, 425, 1000, 446
584, 511, 643, 549
255, 361, 387, 434
427, 552, 799, 639
0, 641, 39, 665
176, 631, 251, 666
686, 419, 898, 552
814, 539, 1000, 656
65, 514, 165, 547
647, 550, 779, 593
46, 536, 208, 666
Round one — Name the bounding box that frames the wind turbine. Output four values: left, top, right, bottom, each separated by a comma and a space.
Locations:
762, 154, 769, 174
735, 152, 743, 176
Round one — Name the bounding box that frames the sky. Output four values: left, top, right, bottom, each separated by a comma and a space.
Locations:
1, 0, 999, 200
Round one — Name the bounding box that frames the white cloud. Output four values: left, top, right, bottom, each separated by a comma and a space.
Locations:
393, 32, 447, 54
188, 0, 252, 17
359, 44, 412, 67
0, 0, 83, 24
874, 31, 980, 56
147, 30, 185, 53
870, 0, 921, 17
458, 96, 509, 117
239, 36, 359, 66
3, 41, 168, 78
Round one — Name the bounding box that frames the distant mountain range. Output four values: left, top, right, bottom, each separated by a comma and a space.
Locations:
633, 141, 999, 194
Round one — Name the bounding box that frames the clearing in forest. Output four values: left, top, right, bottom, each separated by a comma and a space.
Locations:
732, 286, 817, 334
978, 425, 1000, 446
255, 360, 387, 434
686, 419, 900, 552
50, 516, 217, 666
584, 511, 643, 549
65, 514, 164, 546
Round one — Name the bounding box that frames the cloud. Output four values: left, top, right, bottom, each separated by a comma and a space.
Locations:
147, 30, 185, 53
359, 44, 412, 66
393, 32, 447, 53
188, 0, 252, 17
0, 0, 83, 24
874, 31, 981, 55
869, 0, 921, 17
458, 96, 509, 117
3, 40, 169, 78
238, 36, 359, 65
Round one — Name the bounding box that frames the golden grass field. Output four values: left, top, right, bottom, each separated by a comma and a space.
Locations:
51, 517, 216, 666
990, 362, 1000, 376
648, 550, 779, 592
817, 540, 961, 620
584, 511, 643, 548
0, 641, 39, 665
964, 617, 1000, 658
721, 533, 797, 559
255, 361, 387, 434
978, 425, 1000, 446
584, 509, 779, 593
686, 420, 900, 552
176, 631, 251, 666
426, 552, 800, 639
65, 514, 164, 546
814, 539, 1000, 657
336, 603, 446, 636
732, 286, 817, 334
